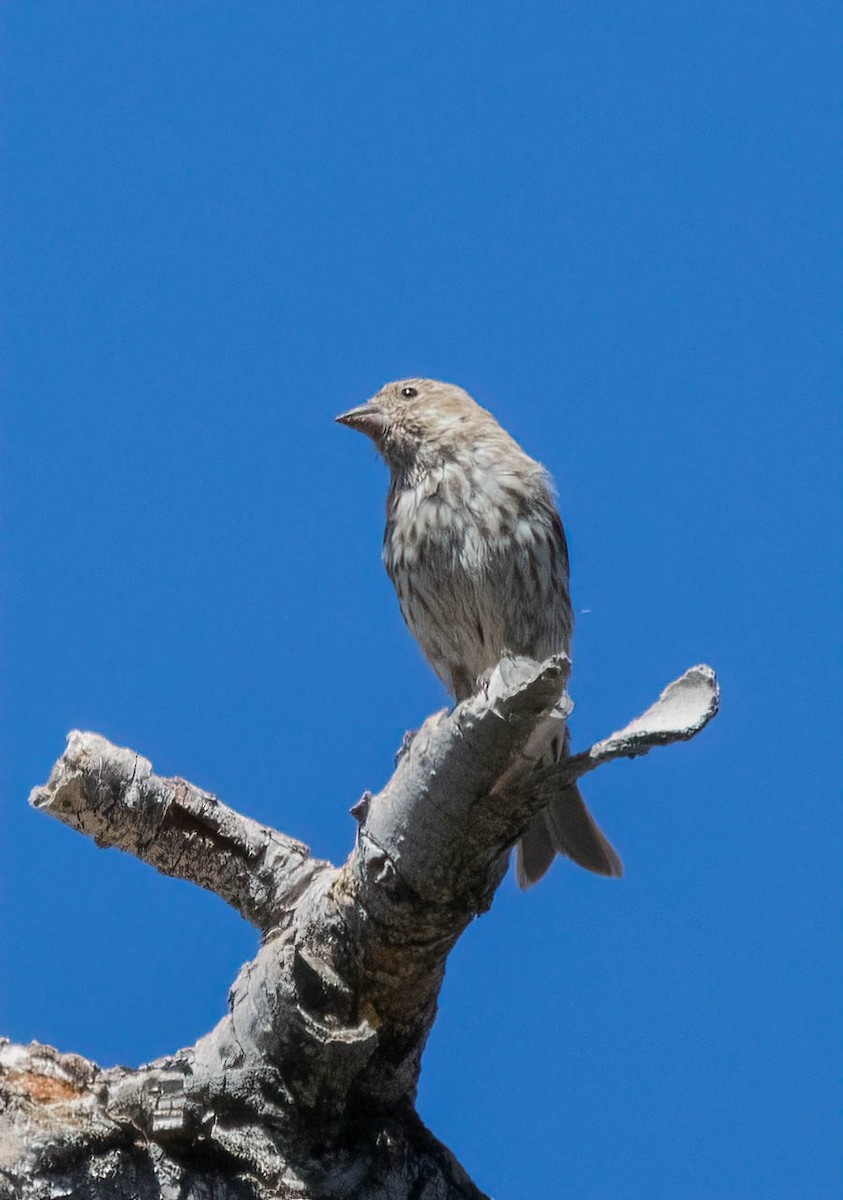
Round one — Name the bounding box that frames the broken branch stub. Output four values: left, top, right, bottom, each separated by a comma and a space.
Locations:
28, 730, 328, 930
572, 663, 719, 771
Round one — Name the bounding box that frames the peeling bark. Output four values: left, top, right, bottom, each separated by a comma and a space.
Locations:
1, 657, 718, 1199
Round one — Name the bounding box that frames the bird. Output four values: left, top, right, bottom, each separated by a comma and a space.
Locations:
336, 378, 621, 887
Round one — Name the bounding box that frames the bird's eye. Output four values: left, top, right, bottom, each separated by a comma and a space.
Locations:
401, 386, 418, 399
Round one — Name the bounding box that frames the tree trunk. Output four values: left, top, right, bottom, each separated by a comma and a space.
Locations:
0, 656, 718, 1200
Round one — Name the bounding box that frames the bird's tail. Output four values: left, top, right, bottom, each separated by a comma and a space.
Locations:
515, 781, 622, 888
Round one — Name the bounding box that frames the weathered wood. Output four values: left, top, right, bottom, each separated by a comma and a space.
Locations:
1, 657, 718, 1200
28, 731, 326, 930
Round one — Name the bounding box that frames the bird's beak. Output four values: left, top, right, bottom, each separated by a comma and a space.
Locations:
335, 402, 387, 441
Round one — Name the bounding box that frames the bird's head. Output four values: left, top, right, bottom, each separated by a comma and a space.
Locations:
336, 378, 486, 474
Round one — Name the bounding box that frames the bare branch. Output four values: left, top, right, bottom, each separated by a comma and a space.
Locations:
7, 657, 719, 1199
358, 653, 571, 903
577, 663, 720, 767
28, 731, 329, 929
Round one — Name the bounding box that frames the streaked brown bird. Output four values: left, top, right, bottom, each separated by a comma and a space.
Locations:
337, 378, 621, 887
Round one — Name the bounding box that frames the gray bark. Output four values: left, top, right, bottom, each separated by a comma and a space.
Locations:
0, 656, 718, 1200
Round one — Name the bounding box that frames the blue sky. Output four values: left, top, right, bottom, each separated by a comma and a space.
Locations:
1, 4, 839, 1197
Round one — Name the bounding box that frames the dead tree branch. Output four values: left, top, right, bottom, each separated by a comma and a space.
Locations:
1, 657, 718, 1200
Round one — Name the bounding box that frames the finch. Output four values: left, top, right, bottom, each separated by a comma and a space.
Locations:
337, 378, 621, 886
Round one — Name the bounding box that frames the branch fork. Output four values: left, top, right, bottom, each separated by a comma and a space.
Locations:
3, 657, 718, 1199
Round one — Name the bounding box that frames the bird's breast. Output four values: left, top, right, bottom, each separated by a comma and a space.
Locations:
383, 464, 573, 698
